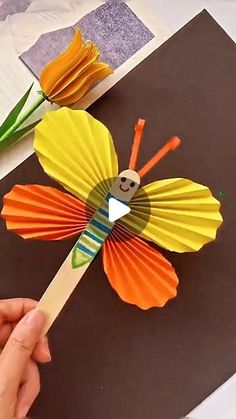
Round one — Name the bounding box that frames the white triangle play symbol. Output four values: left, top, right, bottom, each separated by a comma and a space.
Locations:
108, 197, 131, 222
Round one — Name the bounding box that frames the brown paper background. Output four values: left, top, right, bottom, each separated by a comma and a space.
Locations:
0, 10, 236, 419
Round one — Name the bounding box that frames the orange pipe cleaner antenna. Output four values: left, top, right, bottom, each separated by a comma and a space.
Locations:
128, 118, 145, 170
138, 136, 181, 178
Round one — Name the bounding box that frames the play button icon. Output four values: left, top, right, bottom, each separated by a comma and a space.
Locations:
108, 197, 131, 222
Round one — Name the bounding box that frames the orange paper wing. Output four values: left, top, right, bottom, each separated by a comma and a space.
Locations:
1, 185, 93, 240
103, 225, 179, 309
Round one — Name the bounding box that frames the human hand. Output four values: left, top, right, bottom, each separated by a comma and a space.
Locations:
0, 298, 51, 418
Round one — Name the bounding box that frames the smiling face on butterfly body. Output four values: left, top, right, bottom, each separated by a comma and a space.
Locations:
109, 169, 140, 202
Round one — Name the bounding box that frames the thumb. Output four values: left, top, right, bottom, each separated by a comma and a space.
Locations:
0, 309, 46, 391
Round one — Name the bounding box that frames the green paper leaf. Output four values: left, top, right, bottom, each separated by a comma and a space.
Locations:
0, 83, 34, 137
0, 119, 40, 152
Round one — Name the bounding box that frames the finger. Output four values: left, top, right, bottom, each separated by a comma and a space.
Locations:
0, 323, 51, 364
0, 299, 37, 326
0, 321, 18, 348
15, 359, 40, 418
0, 323, 13, 346
0, 309, 46, 394
33, 336, 52, 363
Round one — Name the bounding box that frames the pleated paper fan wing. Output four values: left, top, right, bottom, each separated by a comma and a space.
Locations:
1, 185, 93, 240
103, 225, 179, 309
122, 178, 223, 253
34, 108, 119, 209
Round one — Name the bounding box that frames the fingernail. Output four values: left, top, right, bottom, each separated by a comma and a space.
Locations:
42, 337, 52, 361
24, 309, 46, 329
17, 404, 31, 417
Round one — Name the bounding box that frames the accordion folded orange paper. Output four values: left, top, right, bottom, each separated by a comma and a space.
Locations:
1, 108, 223, 334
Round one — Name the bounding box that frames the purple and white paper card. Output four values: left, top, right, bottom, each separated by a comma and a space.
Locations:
0, 0, 31, 21
20, 2, 154, 77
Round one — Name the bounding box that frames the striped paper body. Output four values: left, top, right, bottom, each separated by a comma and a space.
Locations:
72, 194, 115, 268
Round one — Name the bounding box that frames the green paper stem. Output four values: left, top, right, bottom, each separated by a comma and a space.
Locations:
0, 83, 34, 137
0, 93, 45, 144
0, 119, 41, 153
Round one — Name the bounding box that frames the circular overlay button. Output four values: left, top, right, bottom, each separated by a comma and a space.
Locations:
86, 177, 151, 243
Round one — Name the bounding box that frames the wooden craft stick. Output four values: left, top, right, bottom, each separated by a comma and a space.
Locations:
36, 250, 90, 336
36, 171, 140, 336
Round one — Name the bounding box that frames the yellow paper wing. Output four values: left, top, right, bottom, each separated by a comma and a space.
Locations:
123, 178, 223, 252
34, 108, 118, 208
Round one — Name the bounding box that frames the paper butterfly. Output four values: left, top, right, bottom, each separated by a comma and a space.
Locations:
1, 108, 223, 310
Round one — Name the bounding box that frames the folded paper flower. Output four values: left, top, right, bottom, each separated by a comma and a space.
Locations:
40, 29, 112, 106
1, 108, 223, 315
0, 29, 112, 151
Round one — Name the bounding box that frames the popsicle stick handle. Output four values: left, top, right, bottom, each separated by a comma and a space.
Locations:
36, 250, 90, 336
